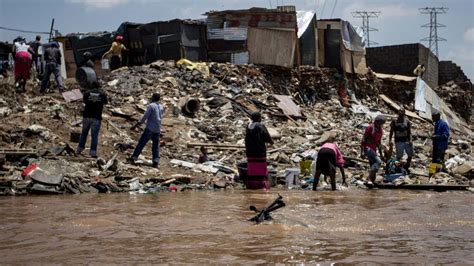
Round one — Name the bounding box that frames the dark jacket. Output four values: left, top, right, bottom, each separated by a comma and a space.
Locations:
44, 47, 61, 64
245, 122, 273, 158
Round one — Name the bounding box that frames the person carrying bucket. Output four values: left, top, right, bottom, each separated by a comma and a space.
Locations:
102, 35, 128, 71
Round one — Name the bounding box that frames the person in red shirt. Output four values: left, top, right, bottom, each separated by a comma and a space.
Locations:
361, 115, 386, 184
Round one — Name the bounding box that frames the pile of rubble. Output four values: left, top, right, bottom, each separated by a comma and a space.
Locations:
0, 60, 472, 196
435, 80, 473, 122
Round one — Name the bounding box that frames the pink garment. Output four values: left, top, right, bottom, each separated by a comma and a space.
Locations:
321, 142, 345, 167
362, 123, 383, 151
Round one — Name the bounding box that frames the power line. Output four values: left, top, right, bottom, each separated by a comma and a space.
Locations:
320, 0, 327, 18
351, 11, 380, 48
330, 0, 338, 18
0, 26, 50, 35
419, 7, 448, 58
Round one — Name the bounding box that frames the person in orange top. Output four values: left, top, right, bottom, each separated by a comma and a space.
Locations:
102, 35, 128, 70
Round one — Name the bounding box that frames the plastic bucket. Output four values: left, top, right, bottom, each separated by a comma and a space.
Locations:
299, 160, 313, 176
428, 163, 442, 175
284, 168, 300, 188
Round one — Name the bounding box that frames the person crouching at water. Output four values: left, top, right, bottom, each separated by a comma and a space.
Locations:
361, 115, 386, 184
312, 131, 346, 191
244, 112, 273, 190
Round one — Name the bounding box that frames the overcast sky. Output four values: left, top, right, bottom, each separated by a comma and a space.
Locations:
1, 0, 473, 80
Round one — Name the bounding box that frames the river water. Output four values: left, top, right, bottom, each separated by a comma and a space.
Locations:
0, 190, 472, 264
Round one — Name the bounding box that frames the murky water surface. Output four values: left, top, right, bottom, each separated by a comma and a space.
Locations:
0, 190, 473, 264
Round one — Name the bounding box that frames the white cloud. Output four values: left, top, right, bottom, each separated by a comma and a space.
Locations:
463, 27, 474, 42
66, 0, 129, 9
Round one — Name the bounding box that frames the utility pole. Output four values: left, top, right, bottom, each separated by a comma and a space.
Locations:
48, 18, 55, 42
351, 11, 380, 48
419, 7, 448, 58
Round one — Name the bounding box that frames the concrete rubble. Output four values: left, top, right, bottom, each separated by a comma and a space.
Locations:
0, 60, 473, 195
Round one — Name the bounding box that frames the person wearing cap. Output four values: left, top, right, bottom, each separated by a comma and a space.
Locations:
76, 81, 108, 158
129, 93, 165, 168
361, 115, 386, 184
312, 131, 346, 191
102, 35, 128, 71
12, 36, 33, 91
389, 107, 413, 173
244, 112, 274, 190
41, 41, 63, 92
431, 111, 450, 164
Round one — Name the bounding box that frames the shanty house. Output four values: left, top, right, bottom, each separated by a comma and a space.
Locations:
317, 19, 367, 74
118, 19, 207, 65
206, 6, 298, 67
297, 11, 318, 66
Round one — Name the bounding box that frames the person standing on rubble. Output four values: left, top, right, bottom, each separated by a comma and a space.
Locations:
12, 36, 34, 92
413, 64, 425, 78
40, 42, 63, 93
389, 107, 413, 173
431, 111, 450, 164
76, 81, 108, 158
102, 35, 128, 71
244, 112, 274, 190
30, 35, 42, 77
361, 115, 386, 184
312, 131, 346, 191
129, 93, 164, 168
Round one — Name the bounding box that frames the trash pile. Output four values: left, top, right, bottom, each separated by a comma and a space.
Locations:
0, 60, 472, 195
434, 80, 473, 122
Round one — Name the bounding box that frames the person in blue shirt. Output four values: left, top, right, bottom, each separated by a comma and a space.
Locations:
129, 93, 165, 168
431, 111, 450, 164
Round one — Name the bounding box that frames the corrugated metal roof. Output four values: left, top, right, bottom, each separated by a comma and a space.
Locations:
207, 28, 247, 40
231, 52, 249, 65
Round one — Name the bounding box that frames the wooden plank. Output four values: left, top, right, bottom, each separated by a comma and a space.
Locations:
352, 53, 368, 74
317, 29, 325, 66
379, 94, 424, 121
187, 143, 245, 149
247, 27, 296, 67
341, 48, 353, 74
272, 94, 302, 117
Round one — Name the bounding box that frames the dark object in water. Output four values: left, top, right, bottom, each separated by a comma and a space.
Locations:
248, 194, 286, 224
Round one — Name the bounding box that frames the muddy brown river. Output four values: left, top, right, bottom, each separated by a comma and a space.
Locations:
0, 190, 472, 264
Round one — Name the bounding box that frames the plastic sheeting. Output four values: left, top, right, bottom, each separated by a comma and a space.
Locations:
341, 20, 365, 52
297, 10, 315, 38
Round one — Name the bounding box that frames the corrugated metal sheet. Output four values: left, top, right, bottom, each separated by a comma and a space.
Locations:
207, 28, 247, 40
206, 16, 225, 29
231, 52, 249, 65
